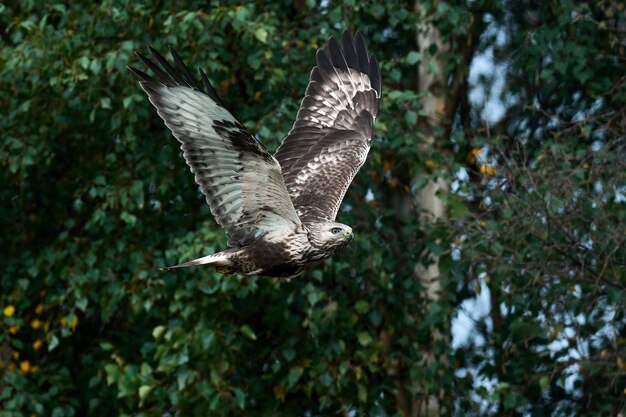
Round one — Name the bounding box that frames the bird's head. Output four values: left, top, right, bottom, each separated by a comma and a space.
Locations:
308, 222, 354, 252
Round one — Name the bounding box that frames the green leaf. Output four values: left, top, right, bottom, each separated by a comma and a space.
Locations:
140, 363, 153, 376
495, 382, 510, 393
448, 196, 469, 219
357, 331, 373, 346
407, 51, 422, 65
354, 300, 369, 314
307, 291, 320, 305
76, 297, 88, 312
404, 110, 417, 125
233, 388, 246, 409
357, 384, 367, 403
138, 385, 152, 404
177, 369, 192, 390
79, 56, 90, 70
100, 97, 112, 109
282, 348, 296, 362
123, 96, 133, 109
152, 325, 166, 339
254, 27, 268, 44
48, 335, 59, 351
89, 58, 102, 74
120, 211, 137, 226
287, 366, 303, 388
240, 324, 257, 340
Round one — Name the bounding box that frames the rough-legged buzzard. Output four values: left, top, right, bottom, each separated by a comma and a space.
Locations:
129, 31, 381, 277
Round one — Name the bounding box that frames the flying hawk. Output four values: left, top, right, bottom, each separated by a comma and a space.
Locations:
129, 31, 381, 277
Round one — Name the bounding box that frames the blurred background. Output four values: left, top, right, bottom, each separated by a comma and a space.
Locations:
1, 1, 624, 416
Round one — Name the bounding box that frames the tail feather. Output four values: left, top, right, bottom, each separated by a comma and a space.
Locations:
161, 252, 231, 270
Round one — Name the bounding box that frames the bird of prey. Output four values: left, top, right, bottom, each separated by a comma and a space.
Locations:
129, 30, 381, 277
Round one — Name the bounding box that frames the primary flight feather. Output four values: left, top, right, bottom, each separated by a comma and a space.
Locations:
128, 31, 381, 277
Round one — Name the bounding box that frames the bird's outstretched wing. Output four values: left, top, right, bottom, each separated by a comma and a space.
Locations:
274, 31, 382, 223
128, 48, 301, 247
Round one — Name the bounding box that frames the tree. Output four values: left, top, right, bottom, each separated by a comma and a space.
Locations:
1, 1, 623, 416
452, 1, 626, 415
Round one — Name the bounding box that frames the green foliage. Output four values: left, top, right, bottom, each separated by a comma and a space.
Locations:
1, 0, 624, 416
450, 1, 626, 415
0, 1, 449, 416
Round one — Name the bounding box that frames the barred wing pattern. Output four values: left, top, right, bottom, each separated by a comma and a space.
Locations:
274, 31, 382, 223
128, 48, 301, 247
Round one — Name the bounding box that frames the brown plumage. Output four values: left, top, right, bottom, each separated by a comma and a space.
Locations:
128, 31, 381, 277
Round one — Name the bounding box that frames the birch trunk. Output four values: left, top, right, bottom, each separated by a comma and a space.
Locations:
390, 5, 483, 415
413, 4, 449, 416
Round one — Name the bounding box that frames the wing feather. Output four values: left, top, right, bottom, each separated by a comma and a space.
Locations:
274, 31, 381, 223
129, 48, 301, 247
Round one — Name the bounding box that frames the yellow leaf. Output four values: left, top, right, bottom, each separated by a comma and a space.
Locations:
424, 159, 436, 169
33, 339, 42, 351
467, 148, 484, 165
8, 325, 18, 335
479, 164, 497, 175
30, 319, 41, 330
273, 383, 286, 401
35, 304, 43, 314
20, 360, 30, 373
3, 305, 15, 317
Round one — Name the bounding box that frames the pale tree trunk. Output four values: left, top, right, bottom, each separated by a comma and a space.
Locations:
392, 3, 483, 417
389, 7, 450, 414
385, 3, 483, 414
413, 6, 449, 416
414, 2, 449, 301
372, 11, 445, 412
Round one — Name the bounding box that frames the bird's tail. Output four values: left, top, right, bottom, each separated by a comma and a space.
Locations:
161, 251, 232, 271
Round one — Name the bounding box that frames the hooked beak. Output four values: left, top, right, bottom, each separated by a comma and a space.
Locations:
347, 231, 354, 241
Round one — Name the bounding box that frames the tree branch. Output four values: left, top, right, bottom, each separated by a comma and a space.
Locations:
443, 12, 485, 140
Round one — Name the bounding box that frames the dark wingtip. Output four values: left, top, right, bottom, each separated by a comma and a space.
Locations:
328, 35, 349, 71
149, 46, 181, 82
168, 47, 200, 90
316, 48, 331, 66
199, 67, 224, 106
355, 31, 366, 46
353, 31, 370, 74
341, 31, 358, 67
127, 65, 152, 82
369, 54, 382, 98
147, 45, 163, 58
135, 50, 151, 66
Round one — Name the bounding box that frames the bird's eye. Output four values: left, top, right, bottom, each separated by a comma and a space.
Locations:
331, 227, 342, 235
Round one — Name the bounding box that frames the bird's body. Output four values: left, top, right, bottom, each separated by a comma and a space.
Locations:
129, 31, 381, 277
190, 223, 350, 278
